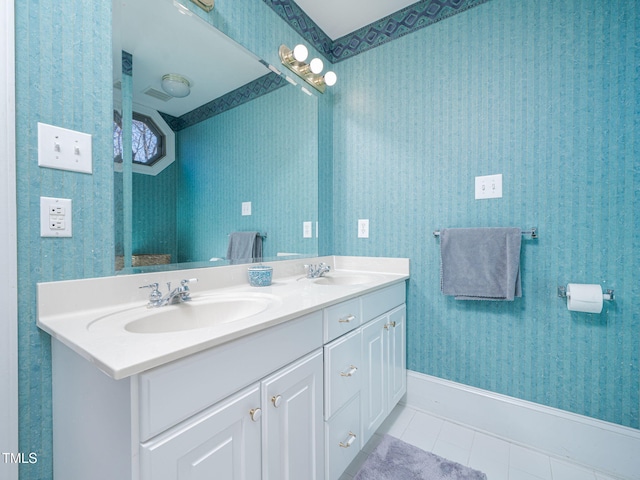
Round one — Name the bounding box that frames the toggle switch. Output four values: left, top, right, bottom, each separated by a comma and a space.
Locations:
475, 174, 502, 200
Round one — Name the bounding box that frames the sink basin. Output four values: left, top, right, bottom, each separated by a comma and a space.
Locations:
313, 274, 373, 286
87, 293, 280, 334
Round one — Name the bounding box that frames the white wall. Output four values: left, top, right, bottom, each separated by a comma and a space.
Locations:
0, 0, 18, 477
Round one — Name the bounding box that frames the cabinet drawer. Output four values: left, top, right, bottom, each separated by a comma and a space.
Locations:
325, 394, 361, 480
323, 298, 361, 343
324, 329, 361, 420
137, 311, 322, 441
361, 282, 405, 323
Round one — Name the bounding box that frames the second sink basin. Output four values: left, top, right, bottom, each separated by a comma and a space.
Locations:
88, 293, 281, 334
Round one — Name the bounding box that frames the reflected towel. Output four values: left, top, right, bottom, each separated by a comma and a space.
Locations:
226, 232, 262, 262
440, 227, 522, 301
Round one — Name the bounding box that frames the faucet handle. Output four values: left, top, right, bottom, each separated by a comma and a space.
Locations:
179, 278, 198, 301
140, 283, 162, 305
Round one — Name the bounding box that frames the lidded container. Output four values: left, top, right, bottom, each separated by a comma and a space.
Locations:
247, 265, 273, 287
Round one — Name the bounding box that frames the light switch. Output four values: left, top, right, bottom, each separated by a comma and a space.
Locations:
37, 122, 92, 174
475, 174, 502, 200
40, 197, 72, 237
241, 202, 252, 216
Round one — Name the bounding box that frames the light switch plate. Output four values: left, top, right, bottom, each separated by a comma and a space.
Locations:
37, 122, 92, 174
475, 174, 502, 199
40, 197, 72, 237
241, 202, 251, 216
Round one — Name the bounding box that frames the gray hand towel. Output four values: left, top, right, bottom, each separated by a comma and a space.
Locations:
227, 231, 261, 262
440, 227, 522, 301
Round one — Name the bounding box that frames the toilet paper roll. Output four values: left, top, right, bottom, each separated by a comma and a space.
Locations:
566, 283, 603, 313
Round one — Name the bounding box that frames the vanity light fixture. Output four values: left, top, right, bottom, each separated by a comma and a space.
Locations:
161, 73, 191, 98
190, 0, 214, 12
278, 44, 337, 94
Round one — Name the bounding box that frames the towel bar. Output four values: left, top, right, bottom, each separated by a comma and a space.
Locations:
433, 227, 537, 239
227, 232, 267, 238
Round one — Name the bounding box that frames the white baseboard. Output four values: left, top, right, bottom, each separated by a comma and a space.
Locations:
404, 371, 640, 480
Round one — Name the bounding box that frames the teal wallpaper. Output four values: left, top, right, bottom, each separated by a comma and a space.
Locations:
175, 85, 318, 262
132, 164, 178, 259
14, 0, 113, 479
12, 0, 640, 479
331, 0, 639, 428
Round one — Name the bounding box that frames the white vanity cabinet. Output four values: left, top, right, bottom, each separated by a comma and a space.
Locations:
322, 282, 407, 480
50, 277, 407, 480
52, 311, 324, 480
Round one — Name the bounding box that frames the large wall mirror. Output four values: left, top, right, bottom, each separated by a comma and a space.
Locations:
113, 0, 319, 273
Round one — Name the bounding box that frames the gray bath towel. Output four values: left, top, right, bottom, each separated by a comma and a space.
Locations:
440, 227, 522, 301
226, 232, 262, 262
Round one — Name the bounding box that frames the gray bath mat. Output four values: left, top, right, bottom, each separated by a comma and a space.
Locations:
354, 434, 487, 480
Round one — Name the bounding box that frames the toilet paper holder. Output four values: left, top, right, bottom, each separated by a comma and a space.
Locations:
557, 286, 615, 302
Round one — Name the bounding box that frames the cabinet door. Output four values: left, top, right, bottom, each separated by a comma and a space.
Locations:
360, 314, 387, 444
140, 384, 261, 480
387, 305, 407, 408
262, 350, 324, 480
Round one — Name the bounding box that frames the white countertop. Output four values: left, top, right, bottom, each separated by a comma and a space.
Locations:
37, 256, 409, 379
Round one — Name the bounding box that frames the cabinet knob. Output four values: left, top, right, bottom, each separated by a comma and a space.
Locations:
339, 432, 357, 448
249, 408, 262, 422
271, 395, 282, 408
338, 314, 356, 323
384, 321, 397, 330
340, 365, 358, 377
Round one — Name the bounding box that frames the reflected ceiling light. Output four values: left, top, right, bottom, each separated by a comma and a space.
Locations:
161, 74, 191, 98
278, 44, 337, 94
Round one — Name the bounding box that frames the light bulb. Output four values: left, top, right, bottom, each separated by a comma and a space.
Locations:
309, 58, 324, 74
292, 44, 308, 62
324, 71, 337, 86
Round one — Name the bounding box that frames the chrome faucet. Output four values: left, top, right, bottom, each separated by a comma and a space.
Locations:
305, 263, 331, 278
140, 278, 198, 307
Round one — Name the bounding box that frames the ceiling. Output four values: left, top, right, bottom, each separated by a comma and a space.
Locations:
112, 0, 269, 117
294, 0, 418, 40
112, 0, 447, 117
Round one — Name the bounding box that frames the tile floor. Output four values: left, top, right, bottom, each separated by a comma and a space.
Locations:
339, 404, 622, 480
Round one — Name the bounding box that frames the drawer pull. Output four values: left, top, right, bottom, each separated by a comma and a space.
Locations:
384, 321, 397, 330
249, 408, 262, 422
338, 314, 356, 323
340, 365, 358, 377
271, 395, 282, 408
339, 432, 357, 448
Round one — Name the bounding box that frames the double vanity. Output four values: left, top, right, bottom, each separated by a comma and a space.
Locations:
37, 256, 409, 480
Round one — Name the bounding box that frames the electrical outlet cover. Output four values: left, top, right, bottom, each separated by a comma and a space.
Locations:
40, 197, 72, 237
